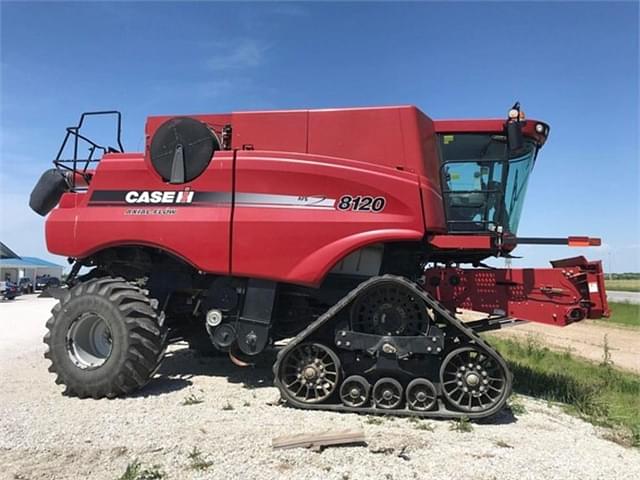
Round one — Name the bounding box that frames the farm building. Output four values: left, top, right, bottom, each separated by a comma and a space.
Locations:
0, 241, 64, 282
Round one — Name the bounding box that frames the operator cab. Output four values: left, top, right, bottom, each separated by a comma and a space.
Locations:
437, 106, 546, 235
439, 134, 537, 233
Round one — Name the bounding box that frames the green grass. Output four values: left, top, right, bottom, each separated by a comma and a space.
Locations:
449, 416, 473, 433
488, 336, 640, 447
508, 396, 527, 415
187, 447, 213, 471
606, 279, 640, 292
607, 301, 640, 327
365, 416, 384, 425
118, 461, 165, 480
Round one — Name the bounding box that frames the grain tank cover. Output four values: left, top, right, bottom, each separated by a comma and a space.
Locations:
149, 117, 220, 183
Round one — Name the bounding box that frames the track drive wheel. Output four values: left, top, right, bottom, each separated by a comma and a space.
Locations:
43, 276, 167, 398
440, 346, 509, 414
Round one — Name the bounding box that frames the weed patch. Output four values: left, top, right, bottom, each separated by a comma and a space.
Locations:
187, 447, 213, 471
488, 336, 640, 447
365, 416, 384, 425
449, 417, 473, 432
118, 461, 164, 480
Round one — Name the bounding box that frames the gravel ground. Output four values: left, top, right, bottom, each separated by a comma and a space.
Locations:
1, 295, 639, 480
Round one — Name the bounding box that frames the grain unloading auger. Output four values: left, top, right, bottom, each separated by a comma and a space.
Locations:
30, 103, 608, 418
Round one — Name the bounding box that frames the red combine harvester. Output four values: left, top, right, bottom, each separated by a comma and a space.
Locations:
30, 104, 608, 419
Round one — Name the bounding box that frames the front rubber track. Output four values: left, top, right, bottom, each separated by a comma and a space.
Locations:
43, 276, 167, 399
273, 274, 512, 420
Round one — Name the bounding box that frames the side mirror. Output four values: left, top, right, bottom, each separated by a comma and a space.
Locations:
506, 102, 525, 154
506, 119, 524, 154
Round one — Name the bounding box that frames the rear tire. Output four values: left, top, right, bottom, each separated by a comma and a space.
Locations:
43, 276, 167, 398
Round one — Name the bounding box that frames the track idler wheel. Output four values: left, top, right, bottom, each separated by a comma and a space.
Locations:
372, 377, 403, 409
340, 375, 370, 408
440, 346, 509, 414
279, 342, 341, 404
406, 378, 437, 411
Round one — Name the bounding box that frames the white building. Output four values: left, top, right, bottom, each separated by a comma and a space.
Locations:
0, 242, 64, 282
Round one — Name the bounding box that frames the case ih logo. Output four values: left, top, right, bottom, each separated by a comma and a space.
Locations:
125, 189, 194, 204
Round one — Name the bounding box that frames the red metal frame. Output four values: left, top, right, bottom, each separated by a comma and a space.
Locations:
43, 105, 607, 326
424, 256, 609, 326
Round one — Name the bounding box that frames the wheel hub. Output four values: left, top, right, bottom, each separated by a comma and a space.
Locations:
66, 312, 113, 370
465, 372, 480, 387
351, 283, 429, 336
377, 304, 406, 334
303, 366, 318, 380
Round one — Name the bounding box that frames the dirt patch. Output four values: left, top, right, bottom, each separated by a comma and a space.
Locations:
492, 320, 640, 373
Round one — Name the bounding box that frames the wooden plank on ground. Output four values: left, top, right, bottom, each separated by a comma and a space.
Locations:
272, 429, 366, 451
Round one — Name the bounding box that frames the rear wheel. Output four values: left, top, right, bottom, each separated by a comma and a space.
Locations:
43, 276, 167, 398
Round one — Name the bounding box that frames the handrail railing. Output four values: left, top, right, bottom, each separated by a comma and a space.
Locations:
53, 111, 124, 191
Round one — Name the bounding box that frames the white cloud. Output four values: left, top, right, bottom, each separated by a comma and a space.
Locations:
205, 39, 269, 72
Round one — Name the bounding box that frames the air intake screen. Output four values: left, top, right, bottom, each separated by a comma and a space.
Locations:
150, 117, 220, 183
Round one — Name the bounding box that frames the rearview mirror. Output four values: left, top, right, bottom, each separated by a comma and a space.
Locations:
506, 120, 524, 154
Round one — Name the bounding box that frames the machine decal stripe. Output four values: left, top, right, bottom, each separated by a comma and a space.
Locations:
88, 191, 336, 209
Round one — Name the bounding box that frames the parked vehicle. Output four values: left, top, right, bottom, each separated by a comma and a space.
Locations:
35, 276, 61, 291
18, 277, 34, 294
1, 281, 20, 300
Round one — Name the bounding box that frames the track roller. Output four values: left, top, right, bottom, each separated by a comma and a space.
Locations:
406, 378, 437, 411
372, 377, 403, 409
340, 375, 370, 407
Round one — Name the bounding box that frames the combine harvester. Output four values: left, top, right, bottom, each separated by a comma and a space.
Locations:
30, 104, 608, 419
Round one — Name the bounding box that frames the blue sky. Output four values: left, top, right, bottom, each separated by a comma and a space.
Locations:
1, 1, 638, 272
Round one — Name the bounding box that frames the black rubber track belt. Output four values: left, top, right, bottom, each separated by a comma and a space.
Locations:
273, 275, 513, 420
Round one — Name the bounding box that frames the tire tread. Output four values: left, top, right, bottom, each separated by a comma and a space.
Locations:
43, 275, 167, 398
